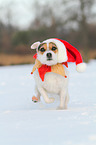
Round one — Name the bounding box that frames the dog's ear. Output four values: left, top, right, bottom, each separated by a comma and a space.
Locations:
31, 41, 40, 49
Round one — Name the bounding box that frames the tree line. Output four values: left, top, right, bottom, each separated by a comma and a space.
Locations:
0, 0, 96, 61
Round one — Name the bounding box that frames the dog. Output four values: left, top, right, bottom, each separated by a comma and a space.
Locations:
31, 38, 86, 109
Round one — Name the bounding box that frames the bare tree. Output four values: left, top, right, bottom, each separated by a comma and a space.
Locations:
77, 0, 95, 60
0, 1, 16, 53
30, 1, 57, 31
58, 0, 96, 61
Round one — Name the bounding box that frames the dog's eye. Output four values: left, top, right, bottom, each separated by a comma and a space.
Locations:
40, 47, 45, 52
52, 47, 57, 51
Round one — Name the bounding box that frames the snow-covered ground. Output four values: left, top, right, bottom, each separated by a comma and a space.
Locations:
0, 60, 96, 145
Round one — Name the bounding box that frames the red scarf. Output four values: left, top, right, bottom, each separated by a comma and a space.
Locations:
33, 54, 68, 81
38, 62, 68, 81
38, 65, 51, 81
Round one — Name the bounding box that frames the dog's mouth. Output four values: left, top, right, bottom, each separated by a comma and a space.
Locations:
47, 58, 52, 61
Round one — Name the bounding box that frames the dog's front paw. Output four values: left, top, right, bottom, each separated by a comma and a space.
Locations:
32, 96, 39, 103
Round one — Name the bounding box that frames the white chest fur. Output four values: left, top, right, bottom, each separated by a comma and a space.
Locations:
34, 68, 69, 94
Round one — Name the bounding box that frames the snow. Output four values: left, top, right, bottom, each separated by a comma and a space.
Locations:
0, 60, 96, 145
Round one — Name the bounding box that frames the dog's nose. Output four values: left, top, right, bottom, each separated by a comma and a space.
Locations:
46, 53, 52, 58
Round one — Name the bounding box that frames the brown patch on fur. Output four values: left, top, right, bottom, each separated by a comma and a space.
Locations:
51, 63, 65, 77
49, 42, 58, 53
38, 43, 47, 55
31, 59, 42, 73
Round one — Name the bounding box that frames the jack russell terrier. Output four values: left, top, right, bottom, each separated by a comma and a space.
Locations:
31, 38, 86, 109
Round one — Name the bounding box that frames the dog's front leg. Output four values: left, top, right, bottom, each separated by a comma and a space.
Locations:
32, 86, 40, 103
35, 86, 41, 101
38, 87, 55, 104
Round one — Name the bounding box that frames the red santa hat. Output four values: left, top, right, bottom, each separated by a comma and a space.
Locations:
42, 38, 86, 72
31, 38, 86, 72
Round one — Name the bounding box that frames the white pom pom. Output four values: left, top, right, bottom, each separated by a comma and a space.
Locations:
76, 63, 86, 72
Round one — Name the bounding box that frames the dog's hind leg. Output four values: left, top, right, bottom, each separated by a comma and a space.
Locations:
57, 89, 68, 110
64, 91, 69, 109
38, 87, 55, 104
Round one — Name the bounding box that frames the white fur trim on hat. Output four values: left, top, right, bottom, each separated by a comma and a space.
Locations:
76, 63, 86, 72
43, 38, 68, 63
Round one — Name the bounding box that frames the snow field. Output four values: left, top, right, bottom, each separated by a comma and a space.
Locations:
0, 60, 96, 145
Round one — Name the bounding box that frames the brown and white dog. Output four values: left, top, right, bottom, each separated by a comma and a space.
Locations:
31, 38, 86, 109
